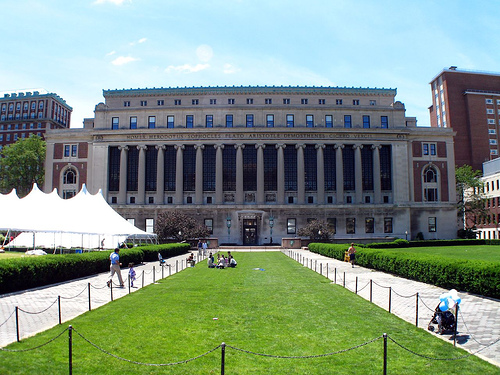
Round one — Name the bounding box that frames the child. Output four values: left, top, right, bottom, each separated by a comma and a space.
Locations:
128, 263, 137, 287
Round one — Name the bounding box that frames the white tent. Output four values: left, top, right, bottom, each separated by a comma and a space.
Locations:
0, 184, 156, 250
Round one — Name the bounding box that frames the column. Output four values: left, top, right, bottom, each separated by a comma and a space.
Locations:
296, 144, 305, 204
256, 144, 265, 204
335, 144, 344, 204
118, 145, 128, 204
215, 144, 224, 204
316, 144, 325, 204
175, 144, 184, 204
372, 145, 381, 204
235, 144, 244, 204
276, 144, 286, 204
155, 145, 165, 204
137, 145, 147, 205
354, 144, 363, 204
195, 144, 204, 204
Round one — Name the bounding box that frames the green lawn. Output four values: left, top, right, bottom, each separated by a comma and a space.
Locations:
381, 245, 500, 262
0, 252, 497, 374
0, 251, 24, 259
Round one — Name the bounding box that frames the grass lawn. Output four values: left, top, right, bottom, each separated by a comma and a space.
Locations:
0, 251, 25, 259
378, 245, 500, 262
0, 252, 497, 374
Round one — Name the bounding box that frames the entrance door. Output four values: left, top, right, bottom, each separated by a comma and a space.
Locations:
243, 219, 257, 245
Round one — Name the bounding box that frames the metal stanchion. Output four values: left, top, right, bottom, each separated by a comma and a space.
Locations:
15, 306, 19, 342
355, 277, 358, 294
69, 325, 73, 375
388, 287, 392, 313
415, 293, 419, 327
153, 266, 156, 283
88, 283, 91, 311
58, 296, 62, 324
343, 272, 345, 288
370, 279, 373, 302
221, 342, 226, 375
383, 333, 387, 375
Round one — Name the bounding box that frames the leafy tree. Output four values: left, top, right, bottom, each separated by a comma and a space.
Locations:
456, 164, 486, 233
154, 210, 210, 243
0, 135, 46, 197
297, 220, 334, 241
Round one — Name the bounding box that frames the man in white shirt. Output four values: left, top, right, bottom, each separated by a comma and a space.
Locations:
107, 248, 124, 287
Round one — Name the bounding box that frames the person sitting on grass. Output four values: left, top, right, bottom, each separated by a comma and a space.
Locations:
187, 252, 195, 267
229, 257, 237, 268
208, 253, 215, 268
217, 256, 226, 269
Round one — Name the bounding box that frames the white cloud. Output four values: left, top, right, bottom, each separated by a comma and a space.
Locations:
223, 63, 240, 74
93, 0, 131, 5
111, 56, 139, 66
130, 37, 147, 46
165, 63, 210, 73
105, 50, 116, 57
196, 45, 213, 63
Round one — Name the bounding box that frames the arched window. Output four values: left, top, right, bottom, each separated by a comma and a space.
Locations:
423, 165, 439, 202
63, 168, 77, 184
424, 166, 437, 183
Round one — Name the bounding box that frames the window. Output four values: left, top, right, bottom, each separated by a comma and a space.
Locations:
226, 114, 233, 128
428, 217, 437, 232
491, 149, 498, 155
318, 99, 325, 105
228, 98, 235, 104
327, 218, 336, 234
124, 101, 130, 107
306, 115, 314, 128
112, 117, 119, 130
344, 115, 352, 128
488, 119, 495, 124
186, 115, 194, 128
301, 98, 308, 105
283, 98, 290, 104
210, 99, 217, 105
204, 219, 213, 234
384, 218, 393, 233
148, 116, 156, 129
365, 217, 374, 233
336, 99, 343, 105
157, 100, 164, 106
325, 115, 333, 128
206, 115, 213, 128
487, 108, 494, 114
265, 98, 272, 104
423, 143, 437, 156
140, 100, 147, 106
381, 116, 388, 128
370, 100, 376, 106
490, 139, 498, 145
38, 101, 43, 109
192, 99, 199, 105
247, 98, 253, 104
146, 219, 154, 233
286, 114, 294, 127
353, 99, 359, 105
266, 114, 274, 127
246, 114, 254, 127
167, 115, 174, 128
6, 134, 10, 141
287, 218, 296, 234
71, 145, 77, 157
346, 218, 355, 234
63, 168, 77, 184
362, 115, 370, 128
63, 190, 76, 199
174, 99, 181, 105
130, 116, 137, 129
486, 99, 493, 104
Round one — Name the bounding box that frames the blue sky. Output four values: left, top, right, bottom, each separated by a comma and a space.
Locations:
1, 0, 499, 128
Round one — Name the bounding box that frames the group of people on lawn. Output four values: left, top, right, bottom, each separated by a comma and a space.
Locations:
208, 251, 237, 268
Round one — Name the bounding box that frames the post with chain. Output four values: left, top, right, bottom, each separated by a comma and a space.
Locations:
68, 325, 73, 375
142, 270, 145, 288
320, 262, 322, 275
15, 306, 19, 342
334, 268, 336, 284
58, 296, 62, 325
388, 287, 392, 313
162, 264, 164, 279
343, 272, 345, 288
128, 275, 131, 294
110, 282, 113, 302
176, 260, 178, 273
383, 333, 387, 375
153, 266, 156, 283
415, 293, 419, 327
221, 342, 226, 375
326, 263, 329, 279
370, 279, 373, 302
454, 305, 459, 347
88, 283, 91, 311
355, 276, 358, 294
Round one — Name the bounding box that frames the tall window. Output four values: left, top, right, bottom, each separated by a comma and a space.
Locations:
423, 165, 439, 202
284, 146, 297, 191
164, 146, 176, 191
146, 219, 154, 233
325, 115, 333, 128
287, 218, 296, 234
145, 147, 157, 191
365, 217, 374, 233
127, 147, 139, 191
380, 145, 392, 190
204, 219, 214, 234
183, 146, 196, 191
63, 168, 77, 184
324, 145, 336, 191
246, 114, 254, 127
266, 114, 274, 127
286, 114, 294, 127
167, 116, 174, 128
108, 147, 120, 192
346, 218, 355, 234
148, 116, 156, 129
186, 115, 194, 128
226, 114, 233, 128
384, 218, 393, 233
344, 115, 352, 128
428, 217, 437, 232
304, 145, 317, 191
130, 116, 137, 129
343, 147, 355, 191
206, 115, 213, 128
243, 146, 257, 191
327, 218, 336, 234
264, 145, 277, 191
306, 115, 314, 128
361, 146, 373, 191
381, 116, 388, 128
112, 117, 119, 130
203, 146, 216, 191
363, 115, 370, 128
223, 146, 236, 191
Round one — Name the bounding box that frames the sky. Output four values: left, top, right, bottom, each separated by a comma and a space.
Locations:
1, 0, 499, 128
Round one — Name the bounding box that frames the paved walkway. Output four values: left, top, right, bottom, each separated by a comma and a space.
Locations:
0, 248, 499, 367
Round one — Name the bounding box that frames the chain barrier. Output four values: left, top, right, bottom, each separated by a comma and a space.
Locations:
372, 280, 391, 289
18, 298, 58, 314
458, 313, 500, 347
73, 327, 221, 366
0, 327, 69, 352
418, 295, 438, 312
357, 281, 370, 293
0, 309, 15, 328
60, 286, 88, 300
90, 283, 108, 290
391, 290, 417, 299
226, 335, 383, 359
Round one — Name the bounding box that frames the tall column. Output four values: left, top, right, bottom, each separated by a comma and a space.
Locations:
137, 145, 147, 205
195, 144, 204, 204
235, 144, 245, 204
335, 144, 344, 204
118, 145, 128, 204
354, 144, 363, 204
175, 144, 184, 204
316, 144, 325, 204
372, 145, 381, 204
256, 144, 265, 204
215, 144, 224, 204
296, 144, 305, 204
156, 145, 165, 204
276, 144, 286, 204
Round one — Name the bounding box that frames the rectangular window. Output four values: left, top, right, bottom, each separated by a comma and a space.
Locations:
486, 98, 493, 104
228, 98, 235, 104
490, 139, 498, 145
174, 99, 181, 105
192, 99, 199, 105
336, 99, 343, 105
204, 219, 213, 235
226, 114, 233, 128
167, 115, 174, 128
246, 114, 254, 127
353, 99, 360, 105
287, 218, 296, 234
327, 218, 336, 234
146, 219, 154, 233
64, 145, 70, 157
266, 114, 274, 127
428, 217, 437, 232
344, 115, 352, 128
363, 115, 370, 128
247, 98, 253, 104
148, 116, 156, 129
301, 98, 308, 105
130, 116, 137, 129
423, 143, 429, 155
488, 119, 495, 124
124, 101, 130, 107
186, 115, 194, 128
140, 101, 147, 106
112, 117, 119, 130
318, 99, 325, 105
381, 116, 388, 128
206, 115, 213, 128
325, 115, 333, 128
370, 100, 376, 106
286, 114, 294, 127
71, 145, 77, 157
283, 98, 290, 104
265, 98, 272, 104
384, 218, 393, 233
425, 188, 438, 201
157, 100, 164, 106
365, 217, 374, 233
346, 218, 355, 234
210, 99, 217, 105
487, 108, 494, 114
306, 114, 314, 128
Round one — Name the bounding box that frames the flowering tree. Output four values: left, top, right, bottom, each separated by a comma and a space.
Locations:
154, 210, 210, 243
297, 220, 333, 241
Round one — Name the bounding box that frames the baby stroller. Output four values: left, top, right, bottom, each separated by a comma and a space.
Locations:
428, 304, 456, 334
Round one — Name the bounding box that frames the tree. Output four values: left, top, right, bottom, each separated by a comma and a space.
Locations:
297, 220, 334, 241
456, 164, 487, 233
0, 135, 46, 197
154, 210, 210, 243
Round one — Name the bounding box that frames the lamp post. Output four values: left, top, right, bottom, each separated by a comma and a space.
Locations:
269, 216, 274, 245
318, 230, 322, 241
405, 230, 408, 241
226, 216, 232, 243
178, 230, 182, 241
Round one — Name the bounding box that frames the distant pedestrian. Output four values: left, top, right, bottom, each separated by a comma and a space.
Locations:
202, 241, 208, 256
348, 243, 356, 268
128, 263, 136, 288
107, 248, 124, 287
197, 240, 203, 257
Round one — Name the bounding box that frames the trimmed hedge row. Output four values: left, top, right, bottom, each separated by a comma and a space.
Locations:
308, 242, 500, 299
0, 243, 190, 295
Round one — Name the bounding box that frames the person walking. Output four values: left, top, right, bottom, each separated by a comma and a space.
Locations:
107, 248, 124, 287
348, 243, 356, 268
202, 241, 208, 256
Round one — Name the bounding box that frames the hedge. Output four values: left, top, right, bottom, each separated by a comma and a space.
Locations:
0, 243, 190, 295
308, 242, 500, 299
